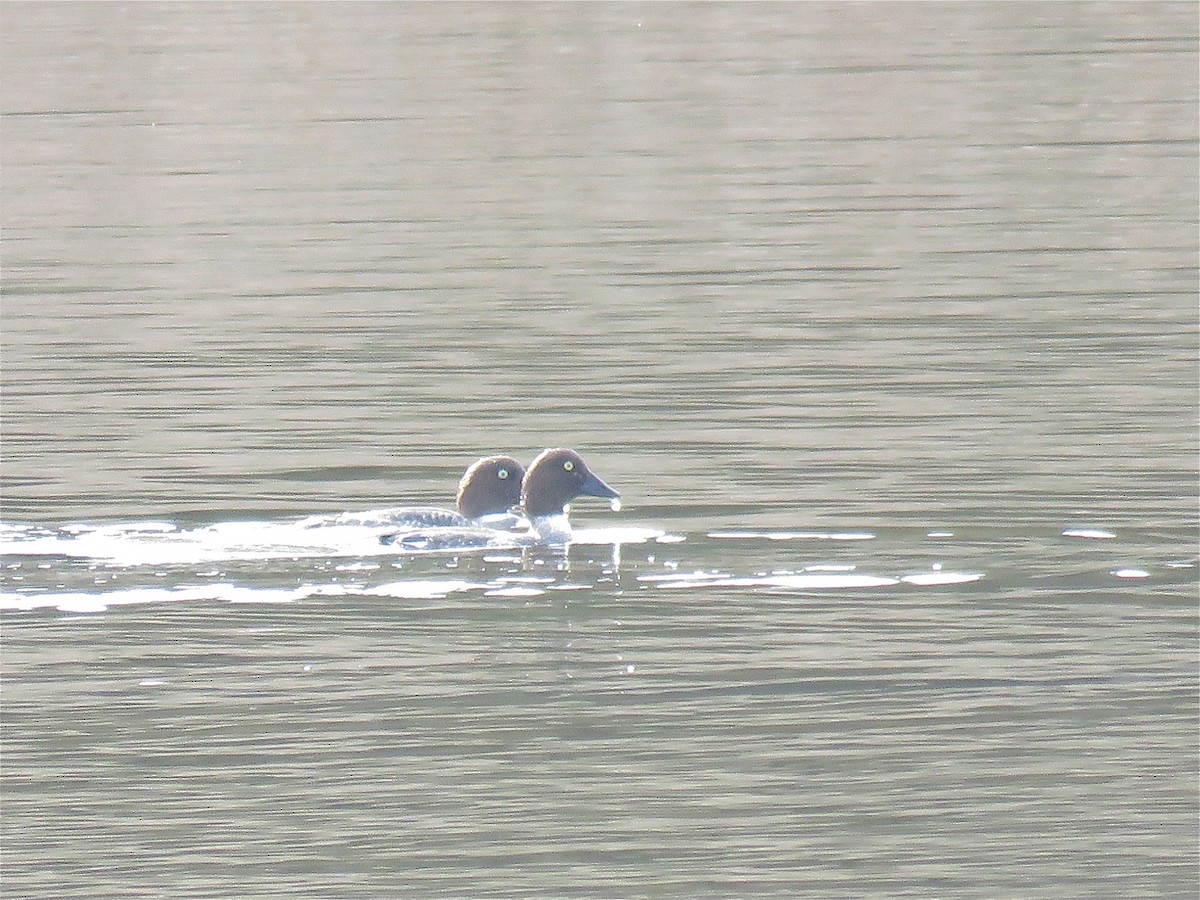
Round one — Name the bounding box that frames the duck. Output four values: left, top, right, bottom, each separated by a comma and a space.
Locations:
518, 447, 620, 545
380, 448, 620, 551
301, 455, 525, 530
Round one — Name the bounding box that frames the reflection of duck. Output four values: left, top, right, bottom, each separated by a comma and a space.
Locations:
381, 448, 620, 551
300, 455, 525, 529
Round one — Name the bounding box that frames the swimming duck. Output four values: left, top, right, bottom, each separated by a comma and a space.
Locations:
519, 447, 620, 545
301, 455, 525, 529
381, 448, 620, 551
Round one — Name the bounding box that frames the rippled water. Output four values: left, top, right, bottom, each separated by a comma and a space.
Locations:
2, 4, 1197, 898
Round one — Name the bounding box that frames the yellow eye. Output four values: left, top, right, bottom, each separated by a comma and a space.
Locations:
497, 468, 509, 479
563, 460, 575, 472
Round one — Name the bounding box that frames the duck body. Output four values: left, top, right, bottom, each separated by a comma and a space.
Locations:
302, 455, 525, 530
381, 524, 524, 553
305, 506, 468, 530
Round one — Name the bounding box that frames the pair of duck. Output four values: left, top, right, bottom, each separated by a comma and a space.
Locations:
376, 448, 619, 549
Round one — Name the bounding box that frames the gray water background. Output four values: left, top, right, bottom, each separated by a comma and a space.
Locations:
2, 3, 1197, 897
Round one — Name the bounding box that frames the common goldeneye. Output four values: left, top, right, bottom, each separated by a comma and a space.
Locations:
382, 448, 620, 551
518, 447, 620, 545
302, 455, 525, 529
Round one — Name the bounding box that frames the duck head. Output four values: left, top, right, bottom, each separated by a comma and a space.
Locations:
456, 455, 525, 520
520, 448, 619, 519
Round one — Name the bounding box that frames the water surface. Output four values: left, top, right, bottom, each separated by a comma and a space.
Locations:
2, 3, 1197, 897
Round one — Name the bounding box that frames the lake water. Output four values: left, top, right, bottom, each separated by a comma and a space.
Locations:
2, 3, 1197, 897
